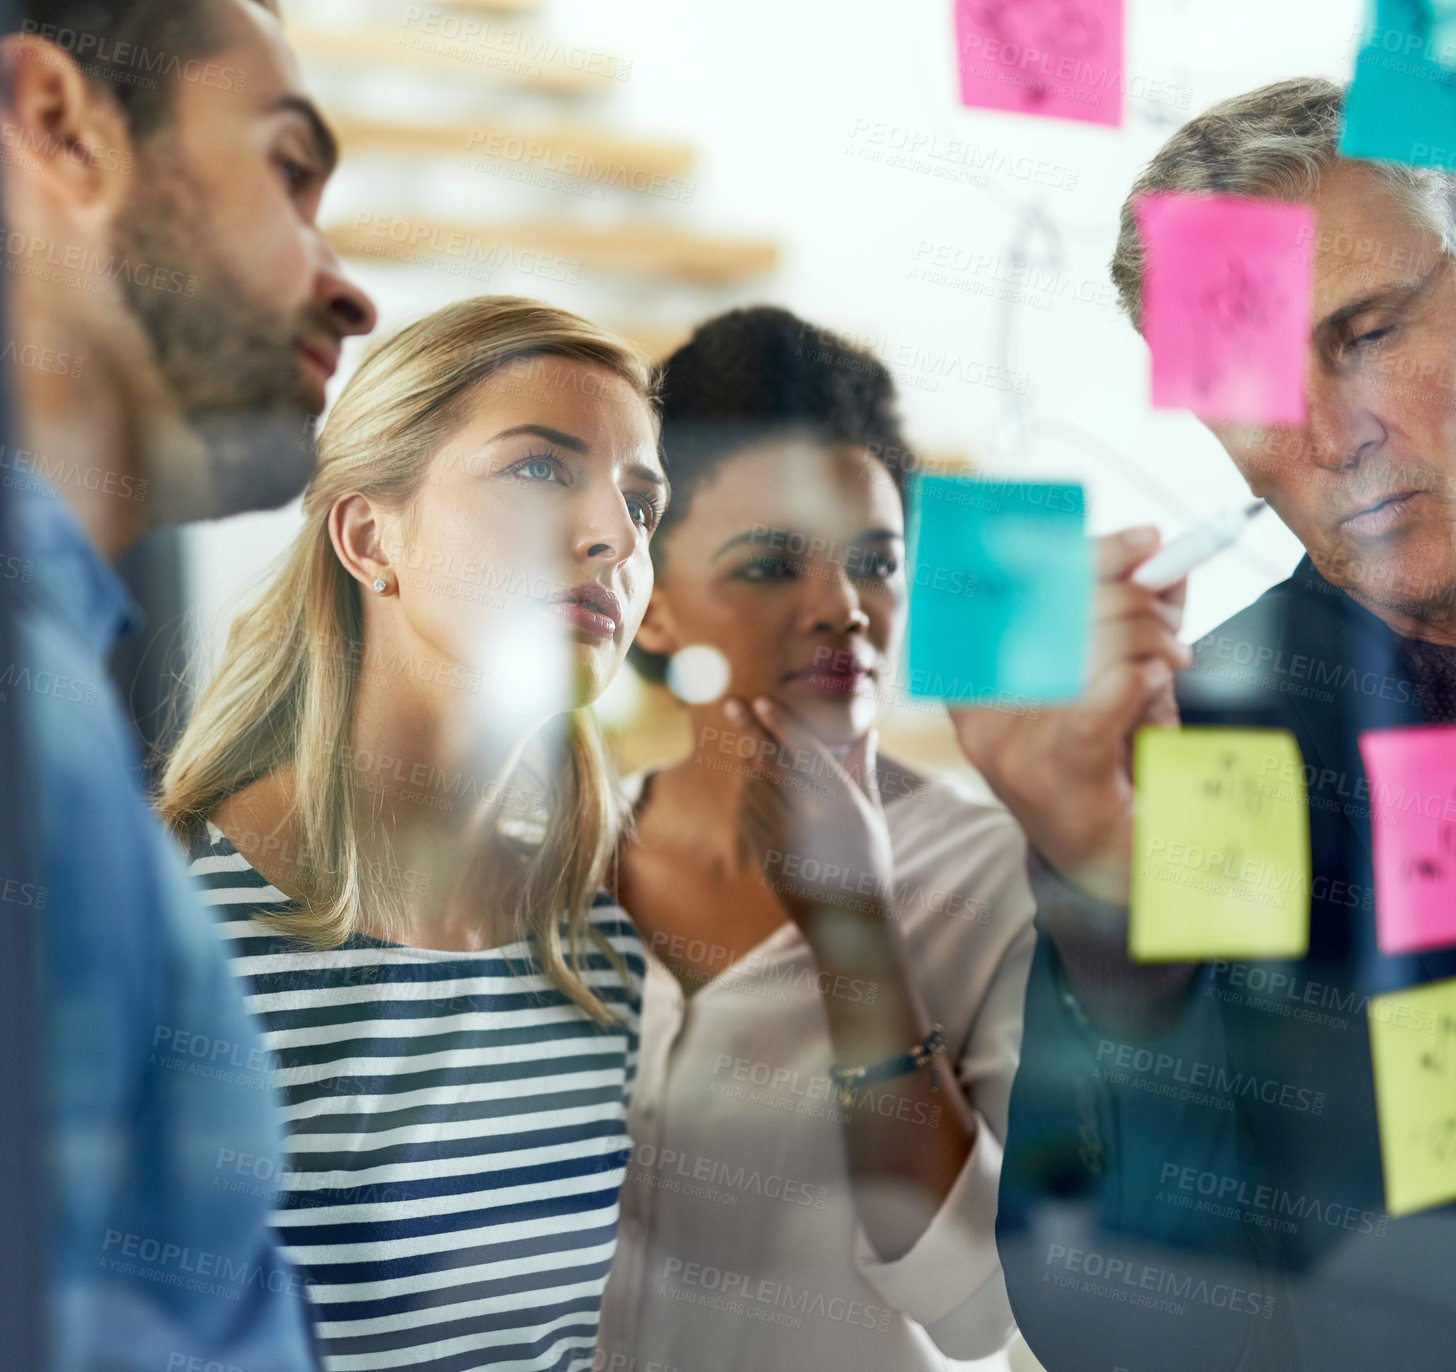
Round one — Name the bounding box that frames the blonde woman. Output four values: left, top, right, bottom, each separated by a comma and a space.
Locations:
160, 297, 668, 1371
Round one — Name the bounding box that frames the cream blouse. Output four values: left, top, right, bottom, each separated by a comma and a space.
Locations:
598, 766, 1037, 1371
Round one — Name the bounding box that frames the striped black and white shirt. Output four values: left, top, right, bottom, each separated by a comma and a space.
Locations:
190, 825, 644, 1372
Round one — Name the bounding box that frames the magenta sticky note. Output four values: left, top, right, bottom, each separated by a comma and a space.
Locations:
1138, 192, 1314, 425
1360, 725, 1456, 956
953, 0, 1125, 128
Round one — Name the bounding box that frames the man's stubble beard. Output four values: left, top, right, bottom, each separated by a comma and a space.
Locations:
110, 159, 321, 520
1329, 524, 1456, 626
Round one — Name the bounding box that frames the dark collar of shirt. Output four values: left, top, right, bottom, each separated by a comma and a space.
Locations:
9, 474, 140, 656
1287, 553, 1456, 727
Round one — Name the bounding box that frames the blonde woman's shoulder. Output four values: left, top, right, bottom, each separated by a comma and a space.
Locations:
207, 767, 308, 905
588, 887, 648, 968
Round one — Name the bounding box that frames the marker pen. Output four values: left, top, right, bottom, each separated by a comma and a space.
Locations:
1132, 501, 1268, 592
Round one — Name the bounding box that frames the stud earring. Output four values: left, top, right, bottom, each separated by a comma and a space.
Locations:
372, 578, 388, 595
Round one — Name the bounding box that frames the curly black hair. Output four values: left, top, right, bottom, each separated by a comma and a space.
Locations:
631, 305, 911, 684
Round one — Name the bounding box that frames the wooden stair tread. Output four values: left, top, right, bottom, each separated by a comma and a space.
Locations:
329, 113, 694, 182
329, 216, 780, 284
287, 23, 621, 94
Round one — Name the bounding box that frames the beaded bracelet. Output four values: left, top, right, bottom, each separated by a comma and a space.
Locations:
829, 1025, 946, 1109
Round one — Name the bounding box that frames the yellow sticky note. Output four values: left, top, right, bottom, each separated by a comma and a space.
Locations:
1129, 727, 1310, 962
1368, 980, 1456, 1217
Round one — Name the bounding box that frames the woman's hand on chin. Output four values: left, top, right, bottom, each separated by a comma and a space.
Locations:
722, 695, 895, 931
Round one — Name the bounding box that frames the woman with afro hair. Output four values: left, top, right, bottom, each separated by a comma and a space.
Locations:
598, 306, 1036, 1371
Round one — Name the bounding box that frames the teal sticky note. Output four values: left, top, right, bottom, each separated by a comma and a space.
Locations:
905, 475, 1091, 703
1341, 2, 1456, 167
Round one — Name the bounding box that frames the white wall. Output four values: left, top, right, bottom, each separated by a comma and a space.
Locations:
184, 0, 1364, 678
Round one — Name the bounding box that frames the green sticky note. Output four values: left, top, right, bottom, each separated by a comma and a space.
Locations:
904, 475, 1090, 703
1368, 979, 1456, 1217
1129, 728, 1311, 962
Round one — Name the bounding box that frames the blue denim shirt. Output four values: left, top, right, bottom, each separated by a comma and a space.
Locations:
10, 475, 316, 1371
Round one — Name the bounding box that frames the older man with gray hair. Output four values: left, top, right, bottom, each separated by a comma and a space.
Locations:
954, 77, 1456, 1371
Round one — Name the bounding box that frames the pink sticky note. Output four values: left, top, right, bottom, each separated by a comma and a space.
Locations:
953, 0, 1125, 128
1138, 192, 1314, 425
1360, 725, 1456, 956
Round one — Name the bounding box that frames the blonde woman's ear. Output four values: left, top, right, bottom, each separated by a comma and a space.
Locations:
329, 493, 394, 593
632, 589, 678, 656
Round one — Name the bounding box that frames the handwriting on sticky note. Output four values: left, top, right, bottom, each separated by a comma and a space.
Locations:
1369, 979, 1456, 1216
1129, 728, 1311, 962
1359, 726, 1456, 954
1342, 1, 1456, 168
953, 0, 1125, 128
1137, 192, 1315, 426
905, 475, 1090, 703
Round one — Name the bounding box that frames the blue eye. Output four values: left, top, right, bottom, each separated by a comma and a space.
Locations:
626, 492, 662, 531
512, 453, 561, 482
